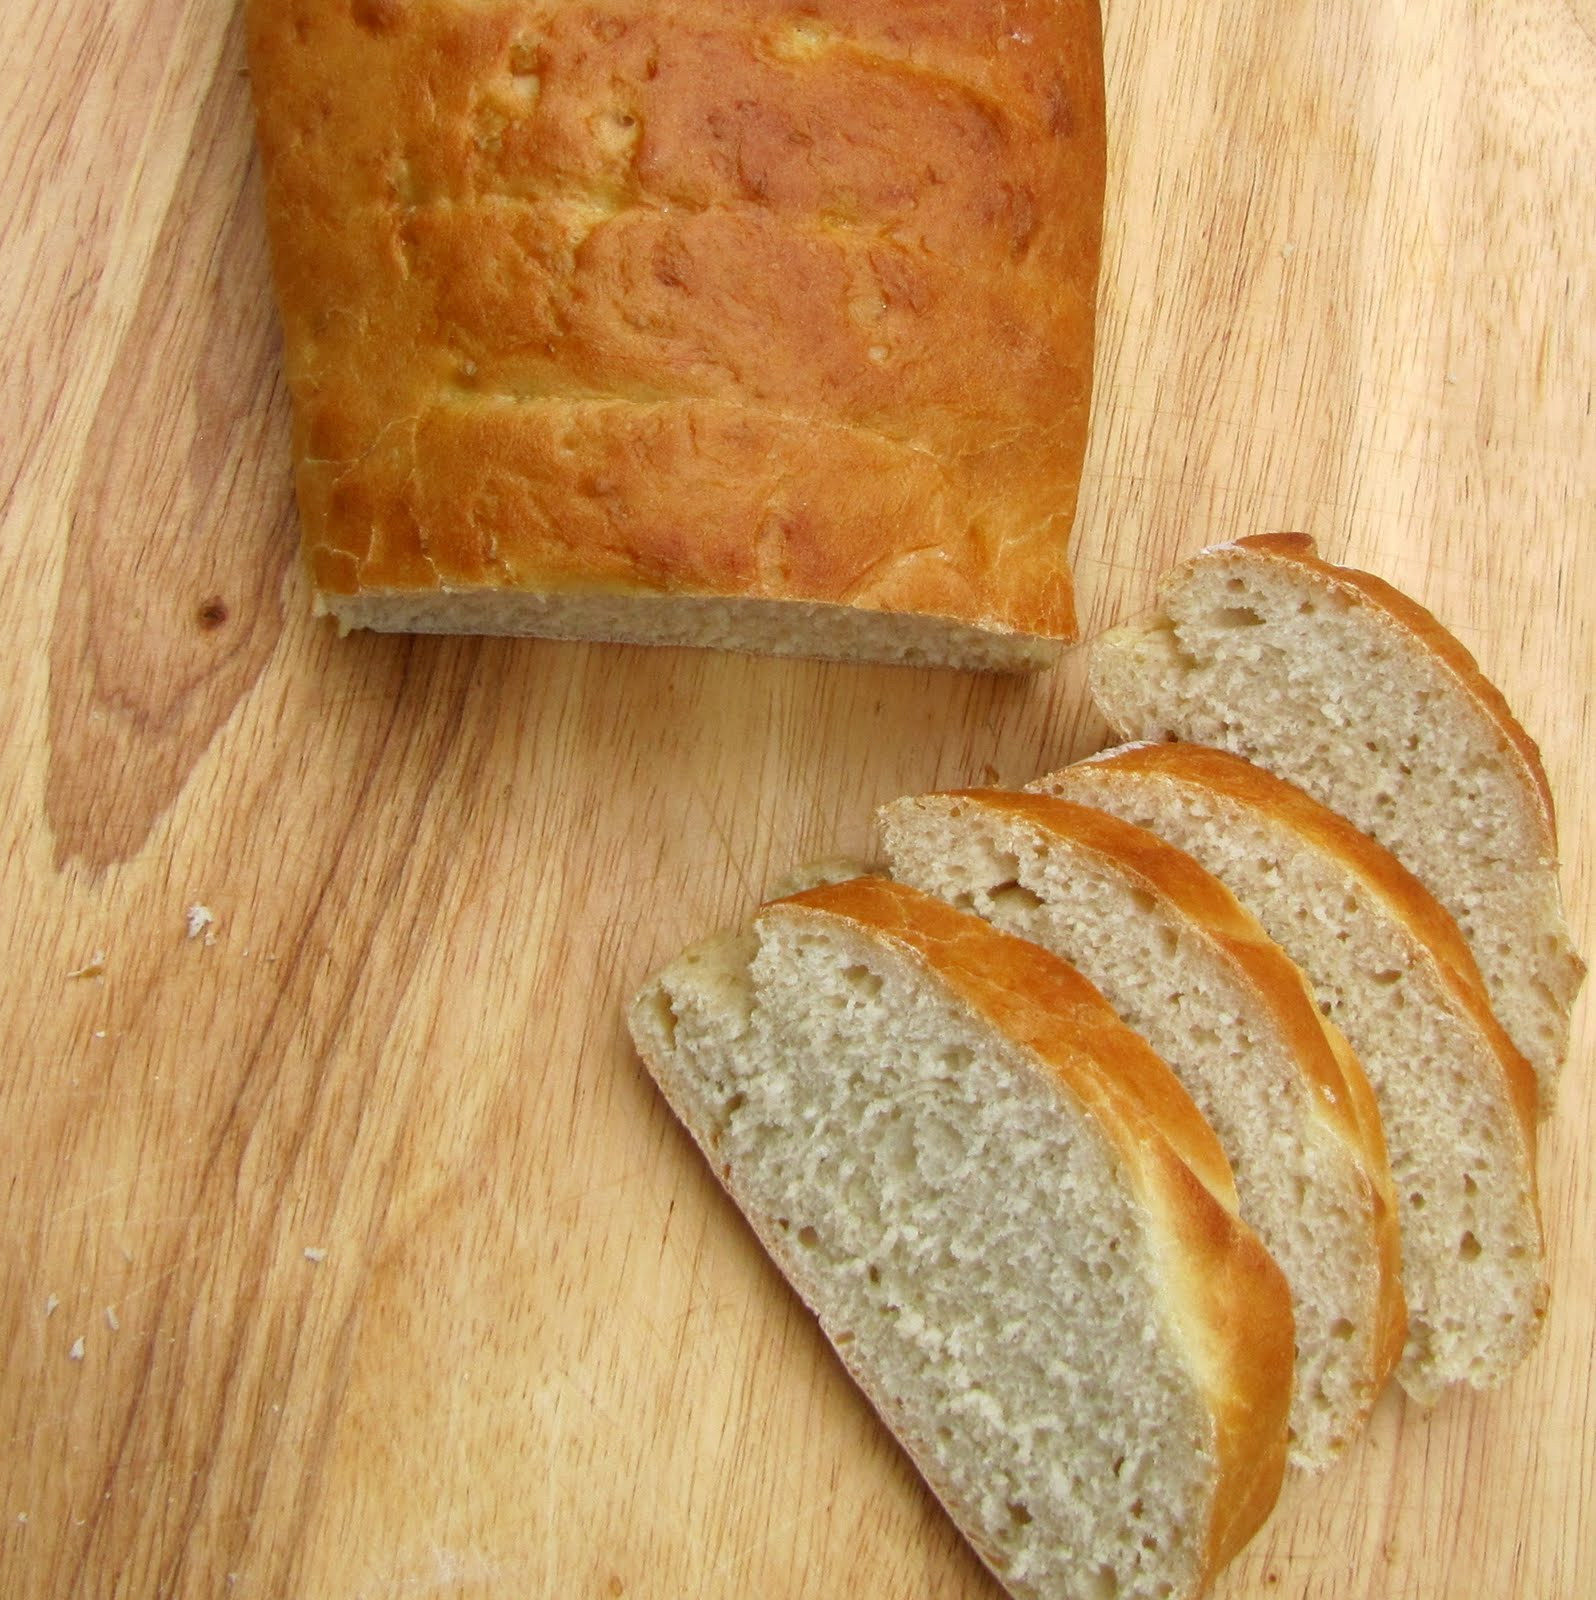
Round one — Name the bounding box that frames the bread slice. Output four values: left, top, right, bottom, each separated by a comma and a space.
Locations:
1034, 744, 1547, 1405
629, 875, 1293, 1600
246, 1, 1106, 668
877, 788, 1405, 1470
1087, 532, 1584, 1108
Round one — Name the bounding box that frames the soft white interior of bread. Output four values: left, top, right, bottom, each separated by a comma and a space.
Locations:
1089, 557, 1582, 1100
630, 914, 1215, 1600
879, 796, 1375, 1470
1037, 768, 1545, 1404
321, 588, 1059, 671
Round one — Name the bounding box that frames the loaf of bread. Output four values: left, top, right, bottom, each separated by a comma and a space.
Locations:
1035, 744, 1547, 1405
629, 874, 1293, 1600
1087, 532, 1585, 1106
245, 1, 1106, 669
877, 788, 1405, 1470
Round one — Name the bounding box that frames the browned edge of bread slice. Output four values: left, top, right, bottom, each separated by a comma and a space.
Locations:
1086, 531, 1585, 1107
1061, 744, 1541, 1150
1034, 743, 1547, 1403
629, 874, 1293, 1597
877, 786, 1407, 1468
1228, 534, 1558, 831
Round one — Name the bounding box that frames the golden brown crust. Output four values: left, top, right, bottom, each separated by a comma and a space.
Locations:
246, 0, 1105, 646
1062, 743, 1543, 1165
1291, 1017, 1408, 1386
935, 787, 1408, 1390
1222, 534, 1558, 845
772, 874, 1293, 1582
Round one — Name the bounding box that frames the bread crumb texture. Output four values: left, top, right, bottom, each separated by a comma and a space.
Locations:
1088, 535, 1584, 1106
878, 789, 1406, 1470
1034, 750, 1548, 1405
631, 880, 1294, 1600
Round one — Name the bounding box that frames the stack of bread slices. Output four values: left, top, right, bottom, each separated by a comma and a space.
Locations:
628, 535, 1583, 1600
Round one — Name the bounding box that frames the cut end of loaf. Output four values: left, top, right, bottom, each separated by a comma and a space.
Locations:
321, 587, 1063, 672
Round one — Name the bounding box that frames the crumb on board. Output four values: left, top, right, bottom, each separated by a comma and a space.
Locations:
303, 1247, 327, 1263
105, 1307, 120, 1333
66, 952, 106, 981
45, 1294, 59, 1317
68, 1337, 85, 1361
185, 904, 218, 945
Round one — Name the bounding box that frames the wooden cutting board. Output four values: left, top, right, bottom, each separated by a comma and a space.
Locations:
4, 2, 1592, 1596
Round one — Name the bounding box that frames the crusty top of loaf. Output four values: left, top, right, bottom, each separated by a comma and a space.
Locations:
770, 875, 1294, 1577
1212, 534, 1558, 843
1065, 742, 1543, 1156
246, 0, 1105, 638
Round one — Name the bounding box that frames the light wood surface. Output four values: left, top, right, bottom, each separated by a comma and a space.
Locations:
4, 2, 1592, 1596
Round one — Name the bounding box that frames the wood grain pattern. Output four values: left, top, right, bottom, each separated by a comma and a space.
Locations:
3, 2, 1590, 1596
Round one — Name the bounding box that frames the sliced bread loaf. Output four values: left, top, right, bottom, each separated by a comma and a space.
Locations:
1087, 532, 1584, 1111
629, 874, 1294, 1600
876, 788, 1405, 1470
1034, 743, 1547, 1405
